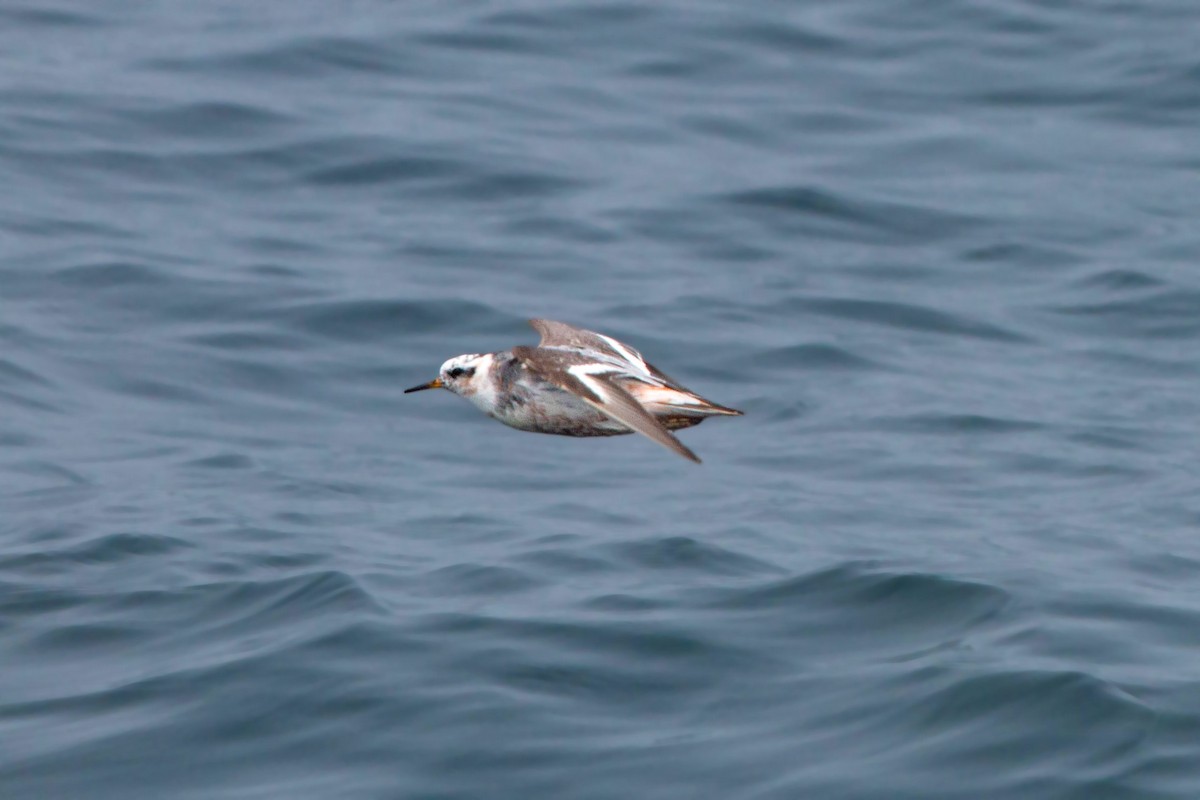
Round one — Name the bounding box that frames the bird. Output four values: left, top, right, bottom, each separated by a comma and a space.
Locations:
404, 319, 743, 463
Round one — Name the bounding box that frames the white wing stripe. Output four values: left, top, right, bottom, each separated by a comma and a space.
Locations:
568, 362, 623, 377
597, 334, 650, 376
568, 363, 621, 402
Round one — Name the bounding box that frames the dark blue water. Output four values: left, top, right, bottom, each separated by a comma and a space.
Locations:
4, 2, 1200, 798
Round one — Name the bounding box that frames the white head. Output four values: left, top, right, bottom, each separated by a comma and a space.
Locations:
404, 353, 493, 398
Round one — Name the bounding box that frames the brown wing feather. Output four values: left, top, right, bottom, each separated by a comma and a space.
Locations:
513, 345, 702, 464
529, 319, 609, 350
530, 320, 724, 399
528, 318, 651, 368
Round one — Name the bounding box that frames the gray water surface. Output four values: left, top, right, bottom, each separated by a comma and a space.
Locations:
3, 2, 1200, 798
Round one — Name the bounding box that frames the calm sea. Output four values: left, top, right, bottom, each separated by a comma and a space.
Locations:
3, 2, 1200, 798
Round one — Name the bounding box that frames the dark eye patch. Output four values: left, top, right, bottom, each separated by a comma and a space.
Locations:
447, 367, 474, 379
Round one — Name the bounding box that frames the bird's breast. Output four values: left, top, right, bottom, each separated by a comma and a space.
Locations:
490, 384, 628, 437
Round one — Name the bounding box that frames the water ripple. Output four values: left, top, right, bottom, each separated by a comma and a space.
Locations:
722, 185, 982, 244
4, 0, 1200, 796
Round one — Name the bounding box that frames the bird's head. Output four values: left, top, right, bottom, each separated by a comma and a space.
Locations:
404, 353, 490, 397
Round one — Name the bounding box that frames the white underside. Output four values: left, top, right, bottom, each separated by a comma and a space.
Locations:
445, 349, 728, 436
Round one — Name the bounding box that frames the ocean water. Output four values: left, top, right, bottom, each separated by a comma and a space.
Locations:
3, 1, 1200, 798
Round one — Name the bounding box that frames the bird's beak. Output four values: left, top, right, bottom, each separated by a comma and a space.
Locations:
404, 377, 444, 393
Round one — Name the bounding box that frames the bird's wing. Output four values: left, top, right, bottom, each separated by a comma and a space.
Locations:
529, 319, 615, 351
531, 319, 710, 393
512, 345, 701, 463
528, 319, 662, 378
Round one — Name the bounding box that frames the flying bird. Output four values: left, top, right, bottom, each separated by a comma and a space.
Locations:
405, 319, 742, 463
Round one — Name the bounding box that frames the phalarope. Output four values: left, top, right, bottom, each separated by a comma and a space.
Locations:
405, 319, 743, 463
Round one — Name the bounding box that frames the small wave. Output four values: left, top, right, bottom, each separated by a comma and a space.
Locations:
0, 533, 193, 574
1047, 287, 1200, 340
414, 29, 563, 57
720, 185, 981, 244
422, 563, 545, 596
0, 7, 105, 29
872, 413, 1043, 435
279, 297, 508, 343
31, 622, 146, 652
777, 296, 1027, 342
102, 571, 386, 637
0, 357, 61, 413
961, 241, 1085, 269
703, 563, 1011, 663
53, 260, 168, 290
604, 536, 778, 578
712, 563, 1006, 613
1073, 268, 1166, 292
913, 669, 1150, 731
749, 343, 883, 372
121, 101, 294, 141
182, 453, 255, 470
303, 155, 466, 187
485, 3, 651, 31
143, 35, 415, 79
186, 329, 310, 354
